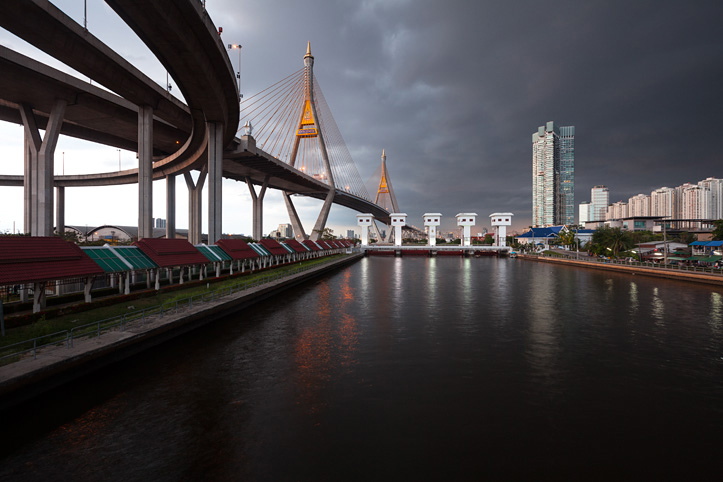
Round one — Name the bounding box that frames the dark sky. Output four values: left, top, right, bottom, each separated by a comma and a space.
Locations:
1, 0, 721, 234
223, 0, 723, 231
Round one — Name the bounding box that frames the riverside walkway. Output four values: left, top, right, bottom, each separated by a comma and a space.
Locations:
0, 253, 363, 410
521, 253, 723, 287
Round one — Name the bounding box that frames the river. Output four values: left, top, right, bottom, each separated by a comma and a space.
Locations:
1, 256, 722, 480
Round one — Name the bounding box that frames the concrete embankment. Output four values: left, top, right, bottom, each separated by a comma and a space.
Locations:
0, 254, 363, 411
521, 255, 723, 287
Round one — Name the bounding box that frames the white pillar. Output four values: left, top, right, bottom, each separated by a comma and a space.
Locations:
424, 213, 442, 247
390, 213, 407, 247
207, 122, 223, 244
490, 213, 514, 247
456, 213, 478, 247
356, 214, 373, 246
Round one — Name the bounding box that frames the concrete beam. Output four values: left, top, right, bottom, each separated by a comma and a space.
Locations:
207, 122, 223, 244
138, 105, 153, 239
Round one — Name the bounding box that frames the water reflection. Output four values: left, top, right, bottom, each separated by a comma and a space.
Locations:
526, 263, 559, 379
629, 281, 639, 316
651, 286, 665, 326
710, 292, 722, 336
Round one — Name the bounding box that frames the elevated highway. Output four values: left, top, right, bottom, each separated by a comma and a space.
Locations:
0, 0, 390, 239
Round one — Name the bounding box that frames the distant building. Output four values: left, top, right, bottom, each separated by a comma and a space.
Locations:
532, 121, 575, 227
277, 223, 292, 238
607, 201, 628, 220
346, 229, 355, 239
579, 201, 592, 226
591, 185, 609, 222
153, 218, 166, 228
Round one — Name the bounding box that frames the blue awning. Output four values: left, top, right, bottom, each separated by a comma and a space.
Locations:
689, 241, 708, 246
705, 241, 723, 247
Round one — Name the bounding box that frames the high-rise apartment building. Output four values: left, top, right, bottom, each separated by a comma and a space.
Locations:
628, 194, 650, 217
606, 201, 628, 220
591, 185, 609, 222
346, 229, 355, 239
698, 177, 723, 219
650, 187, 674, 218
532, 121, 574, 227
681, 185, 711, 219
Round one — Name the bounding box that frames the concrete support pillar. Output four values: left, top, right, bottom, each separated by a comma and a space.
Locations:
166, 174, 176, 239
246, 175, 269, 240
207, 122, 223, 244
56, 186, 65, 237
84, 277, 93, 303
20, 100, 66, 236
20, 285, 28, 303
309, 189, 335, 242
216, 263, 221, 278
167, 268, 174, 284
283, 192, 307, 240
155, 269, 161, 290
23, 134, 33, 234
179, 267, 185, 285
138, 105, 154, 240
146, 270, 151, 289
184, 166, 207, 245
33, 282, 46, 313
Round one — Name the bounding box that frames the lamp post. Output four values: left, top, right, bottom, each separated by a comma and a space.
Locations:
227, 44, 242, 102
117, 149, 121, 171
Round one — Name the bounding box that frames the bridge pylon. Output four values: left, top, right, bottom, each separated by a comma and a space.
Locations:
372, 149, 400, 243
283, 42, 335, 241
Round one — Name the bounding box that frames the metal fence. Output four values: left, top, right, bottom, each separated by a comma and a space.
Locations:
0, 257, 349, 366
534, 253, 723, 275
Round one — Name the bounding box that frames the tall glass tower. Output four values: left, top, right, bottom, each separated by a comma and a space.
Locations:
532, 121, 575, 227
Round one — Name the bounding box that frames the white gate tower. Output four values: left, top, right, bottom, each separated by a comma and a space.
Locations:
357, 214, 374, 246
390, 213, 407, 247
456, 213, 477, 246
490, 213, 513, 247
424, 213, 442, 247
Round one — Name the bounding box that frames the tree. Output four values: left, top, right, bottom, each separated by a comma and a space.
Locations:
557, 229, 576, 250
711, 220, 723, 241
321, 227, 334, 240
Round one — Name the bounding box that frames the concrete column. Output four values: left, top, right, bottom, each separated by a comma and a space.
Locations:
84, 277, 93, 303
56, 186, 65, 237
166, 174, 176, 239
283, 192, 307, 240
20, 100, 66, 236
207, 122, 223, 244
138, 105, 154, 239
23, 133, 33, 234
246, 175, 269, 240
155, 269, 161, 290
184, 166, 207, 245
33, 282, 46, 313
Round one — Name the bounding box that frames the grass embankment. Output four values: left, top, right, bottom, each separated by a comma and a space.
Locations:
0, 255, 344, 350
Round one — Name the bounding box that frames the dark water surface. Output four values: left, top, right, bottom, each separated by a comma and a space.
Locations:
2, 257, 723, 481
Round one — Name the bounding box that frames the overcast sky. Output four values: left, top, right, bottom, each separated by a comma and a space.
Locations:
1, 0, 722, 235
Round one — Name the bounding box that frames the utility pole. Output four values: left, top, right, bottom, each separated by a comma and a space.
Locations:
663, 222, 668, 265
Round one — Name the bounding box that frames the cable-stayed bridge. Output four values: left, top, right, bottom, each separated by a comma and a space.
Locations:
0, 0, 395, 242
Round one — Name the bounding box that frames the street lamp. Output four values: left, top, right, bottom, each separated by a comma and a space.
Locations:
227, 44, 242, 102
117, 149, 121, 171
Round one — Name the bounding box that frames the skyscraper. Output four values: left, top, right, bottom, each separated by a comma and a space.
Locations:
532, 121, 574, 227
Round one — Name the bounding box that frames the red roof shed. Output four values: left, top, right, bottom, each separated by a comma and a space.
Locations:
134, 238, 208, 268
216, 239, 260, 260
0, 236, 104, 285
302, 240, 321, 251
259, 239, 289, 256
283, 239, 308, 253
